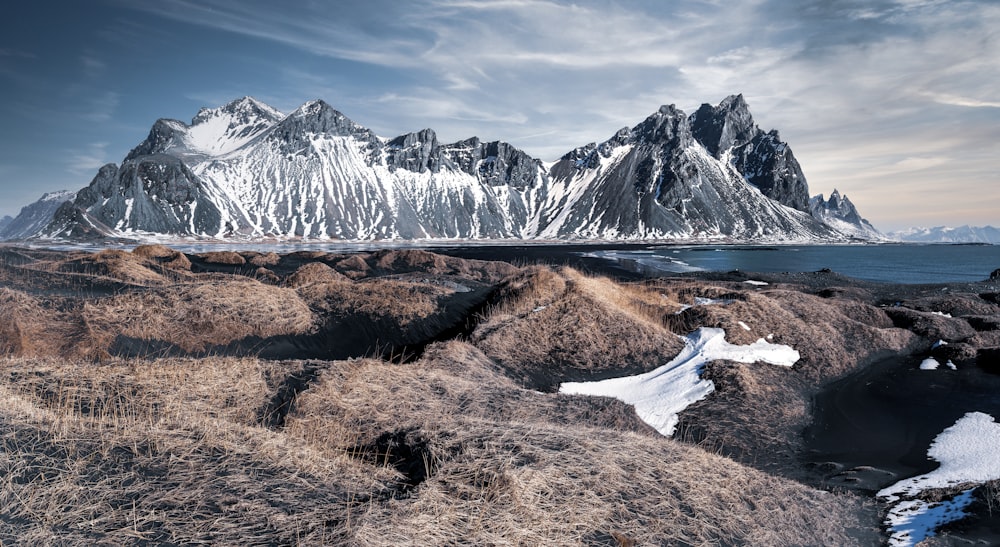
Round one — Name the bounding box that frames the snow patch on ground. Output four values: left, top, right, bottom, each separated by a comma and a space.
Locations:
879, 412, 1000, 546
743, 279, 768, 286
883, 490, 976, 547
919, 358, 940, 370
559, 327, 799, 436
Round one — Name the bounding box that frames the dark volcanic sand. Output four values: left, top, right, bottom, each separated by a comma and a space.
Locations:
804, 355, 1000, 492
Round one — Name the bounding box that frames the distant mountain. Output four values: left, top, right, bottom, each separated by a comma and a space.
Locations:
888, 225, 1000, 244
15, 95, 876, 242
809, 190, 883, 241
0, 215, 11, 233
0, 190, 76, 240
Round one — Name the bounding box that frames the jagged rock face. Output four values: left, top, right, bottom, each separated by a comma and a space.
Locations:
50, 156, 231, 237
541, 100, 835, 240
729, 131, 810, 212
809, 190, 882, 240
689, 94, 810, 212
442, 139, 543, 190
386, 129, 441, 173
689, 94, 757, 156
29, 95, 874, 242
268, 100, 381, 157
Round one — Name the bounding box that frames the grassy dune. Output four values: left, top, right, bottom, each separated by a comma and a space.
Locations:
4, 245, 994, 544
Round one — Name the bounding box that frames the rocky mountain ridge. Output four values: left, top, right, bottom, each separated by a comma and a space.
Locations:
0, 190, 77, 240
809, 190, 883, 240
6, 95, 875, 242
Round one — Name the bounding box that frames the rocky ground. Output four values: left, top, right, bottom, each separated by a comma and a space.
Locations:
1, 244, 998, 545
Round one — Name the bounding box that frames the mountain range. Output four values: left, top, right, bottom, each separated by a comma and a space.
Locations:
2, 95, 879, 242
887, 225, 1000, 244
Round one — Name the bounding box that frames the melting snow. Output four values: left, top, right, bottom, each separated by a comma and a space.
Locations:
743, 280, 769, 286
879, 412, 1000, 546
919, 358, 940, 370
559, 327, 799, 436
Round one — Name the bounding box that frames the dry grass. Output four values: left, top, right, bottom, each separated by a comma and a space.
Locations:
668, 282, 919, 475
197, 251, 246, 265
0, 356, 398, 545
471, 266, 687, 390
284, 341, 878, 546
131, 244, 193, 271
83, 279, 316, 353
0, 345, 881, 546
2, 246, 948, 544
285, 262, 350, 288
295, 277, 450, 327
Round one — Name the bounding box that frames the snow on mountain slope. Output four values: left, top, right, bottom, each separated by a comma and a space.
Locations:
36, 95, 874, 242
540, 104, 837, 241
809, 190, 884, 240
0, 190, 77, 240
125, 96, 284, 163
888, 225, 1000, 244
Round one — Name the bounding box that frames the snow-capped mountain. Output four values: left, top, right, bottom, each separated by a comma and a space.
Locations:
24, 95, 873, 242
888, 225, 1000, 244
538, 98, 834, 240
809, 190, 883, 240
0, 215, 11, 233
0, 190, 77, 240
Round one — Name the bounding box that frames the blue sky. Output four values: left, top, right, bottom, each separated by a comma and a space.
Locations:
1, 0, 998, 231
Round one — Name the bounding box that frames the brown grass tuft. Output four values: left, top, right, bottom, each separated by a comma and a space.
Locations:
471, 266, 685, 390
82, 279, 316, 353
244, 251, 281, 267
198, 251, 246, 265
132, 244, 192, 271
286, 261, 350, 288
284, 345, 877, 546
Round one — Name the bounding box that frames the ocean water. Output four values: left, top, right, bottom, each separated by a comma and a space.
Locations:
21, 240, 1000, 284
581, 244, 1000, 284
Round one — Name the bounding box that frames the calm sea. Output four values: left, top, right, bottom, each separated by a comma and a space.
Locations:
23, 241, 1000, 285
581, 244, 1000, 284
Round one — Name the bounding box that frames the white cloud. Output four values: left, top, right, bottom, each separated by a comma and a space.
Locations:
118, 0, 1000, 229
922, 92, 1000, 109
66, 142, 110, 175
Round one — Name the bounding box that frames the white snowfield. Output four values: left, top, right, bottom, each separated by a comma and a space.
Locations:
878, 412, 1000, 546
559, 327, 799, 436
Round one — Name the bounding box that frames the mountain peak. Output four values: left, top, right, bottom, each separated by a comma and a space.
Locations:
689, 94, 757, 157
193, 96, 283, 127
809, 190, 881, 239
632, 104, 690, 146
718, 93, 749, 111
268, 100, 378, 154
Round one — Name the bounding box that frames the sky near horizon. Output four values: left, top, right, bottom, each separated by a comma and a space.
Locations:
1, 0, 997, 232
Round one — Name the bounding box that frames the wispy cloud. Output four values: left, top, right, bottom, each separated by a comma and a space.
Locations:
921, 92, 1000, 109
82, 91, 120, 122
88, 0, 1000, 229
66, 142, 110, 175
